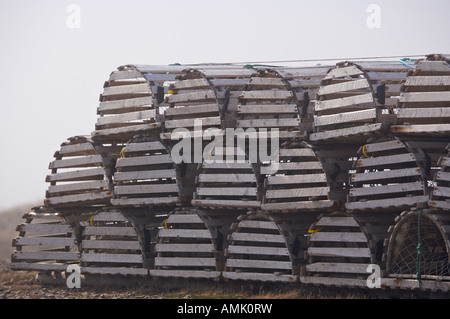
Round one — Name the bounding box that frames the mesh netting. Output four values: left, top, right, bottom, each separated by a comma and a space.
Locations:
390, 215, 449, 277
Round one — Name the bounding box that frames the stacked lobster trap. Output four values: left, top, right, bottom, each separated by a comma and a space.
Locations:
11, 54, 450, 292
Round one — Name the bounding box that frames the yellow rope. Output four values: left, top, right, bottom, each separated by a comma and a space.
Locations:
308, 222, 323, 234
362, 144, 373, 158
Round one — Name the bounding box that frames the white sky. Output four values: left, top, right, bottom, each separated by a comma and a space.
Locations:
0, 0, 449, 210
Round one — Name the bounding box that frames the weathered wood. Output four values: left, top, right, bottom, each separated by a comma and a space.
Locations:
227, 245, 289, 256
307, 247, 371, 258
240, 90, 294, 101
96, 110, 156, 126
345, 195, 429, 211
155, 243, 215, 253
116, 154, 172, 167
323, 65, 364, 80
164, 116, 221, 129
351, 167, 421, 183
305, 262, 370, 274
82, 240, 141, 250
355, 153, 417, 168
226, 259, 292, 270
310, 123, 383, 141
155, 257, 216, 267
97, 96, 154, 114
13, 251, 79, 261
314, 108, 376, 127
102, 83, 150, 97
158, 229, 212, 239
266, 186, 329, 199
228, 232, 285, 243
349, 181, 424, 197
165, 104, 219, 117
309, 232, 367, 243
315, 93, 373, 112
319, 79, 370, 96
238, 104, 298, 114
82, 253, 143, 264
83, 226, 138, 237
114, 184, 179, 195
196, 187, 257, 197
400, 92, 450, 103
237, 118, 300, 128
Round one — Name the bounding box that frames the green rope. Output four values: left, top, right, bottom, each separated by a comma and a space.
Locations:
243, 64, 281, 69
416, 209, 423, 289
399, 57, 416, 69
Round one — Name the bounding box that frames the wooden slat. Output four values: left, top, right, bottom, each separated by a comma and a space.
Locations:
319, 79, 370, 96
82, 253, 143, 264
102, 83, 150, 96
314, 108, 376, 127
198, 174, 256, 183
83, 226, 137, 237
166, 90, 216, 103
49, 155, 104, 169
13, 237, 75, 247
345, 195, 429, 211
196, 187, 257, 197
122, 141, 166, 153
116, 154, 172, 167
158, 229, 212, 239
46, 167, 107, 182
400, 92, 450, 103
111, 197, 179, 206
81, 240, 141, 250
45, 192, 111, 206
238, 104, 298, 114
114, 184, 179, 195
355, 153, 417, 168
227, 245, 289, 256
226, 259, 292, 270
17, 223, 72, 233
237, 220, 279, 230
315, 93, 373, 112
97, 97, 154, 114
164, 116, 221, 129
12, 251, 79, 261
114, 169, 176, 181
351, 168, 421, 183
305, 262, 370, 274
240, 90, 293, 100
96, 110, 156, 126
237, 118, 299, 128
405, 76, 450, 86
165, 104, 219, 117
309, 232, 367, 243
267, 173, 327, 185
307, 247, 371, 258
47, 180, 109, 194
155, 243, 215, 253
316, 217, 358, 227
397, 108, 450, 118
266, 186, 329, 199
155, 257, 216, 267
350, 181, 423, 197
324, 66, 364, 79
229, 232, 285, 243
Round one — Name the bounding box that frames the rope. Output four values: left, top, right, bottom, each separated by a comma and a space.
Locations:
416, 209, 423, 288
182, 54, 426, 67
362, 145, 373, 158
399, 58, 417, 69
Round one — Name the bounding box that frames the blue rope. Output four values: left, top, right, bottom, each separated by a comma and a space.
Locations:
399, 57, 416, 69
